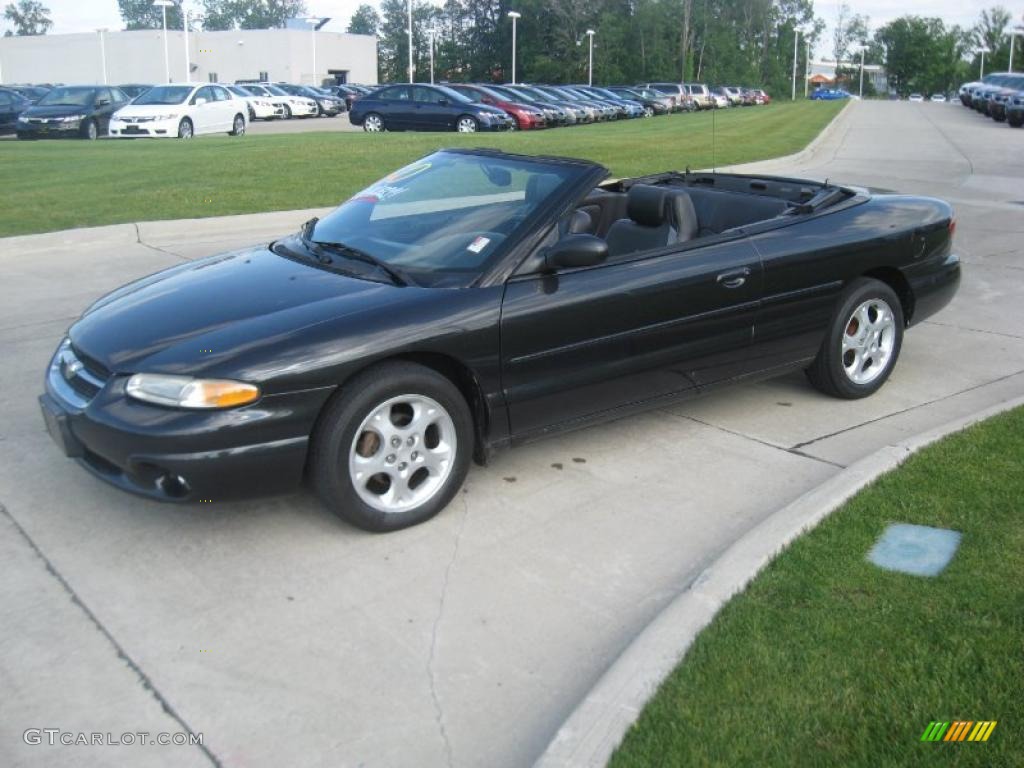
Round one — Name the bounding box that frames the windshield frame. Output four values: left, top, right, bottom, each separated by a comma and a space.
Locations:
37, 87, 98, 108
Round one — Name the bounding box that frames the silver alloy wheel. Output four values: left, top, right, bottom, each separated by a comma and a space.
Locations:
841, 298, 897, 385
233, 115, 245, 135
456, 116, 478, 132
644, 106, 654, 117
178, 119, 193, 139
363, 114, 383, 132
348, 394, 457, 514
85, 120, 98, 140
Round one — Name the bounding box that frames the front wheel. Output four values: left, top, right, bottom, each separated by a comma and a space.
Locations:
230, 113, 246, 136
805, 278, 904, 399
1009, 115, 1023, 128
309, 362, 473, 532
177, 118, 193, 139
643, 106, 654, 118
83, 119, 99, 140
282, 104, 292, 119
456, 115, 478, 133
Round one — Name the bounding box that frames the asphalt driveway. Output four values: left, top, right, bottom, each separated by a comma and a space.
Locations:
1, 100, 1022, 768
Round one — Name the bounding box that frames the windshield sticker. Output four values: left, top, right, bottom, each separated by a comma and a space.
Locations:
349, 184, 407, 204
384, 161, 432, 184
467, 236, 491, 254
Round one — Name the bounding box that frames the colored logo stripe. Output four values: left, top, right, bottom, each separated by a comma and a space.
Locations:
923, 720, 997, 742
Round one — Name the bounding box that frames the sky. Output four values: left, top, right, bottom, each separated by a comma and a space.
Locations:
11, 0, 1023, 60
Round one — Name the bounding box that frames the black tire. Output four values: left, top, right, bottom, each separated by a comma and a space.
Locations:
1009, 115, 1023, 128
283, 104, 292, 119
177, 118, 193, 139
248, 105, 256, 122
309, 362, 474, 532
229, 113, 246, 136
82, 119, 99, 140
805, 278, 904, 399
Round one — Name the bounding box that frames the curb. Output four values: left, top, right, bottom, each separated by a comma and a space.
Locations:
532, 393, 1024, 768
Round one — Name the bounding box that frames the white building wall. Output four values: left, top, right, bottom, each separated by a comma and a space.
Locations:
0, 29, 377, 87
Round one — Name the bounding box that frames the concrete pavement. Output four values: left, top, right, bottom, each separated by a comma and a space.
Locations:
1, 100, 1022, 768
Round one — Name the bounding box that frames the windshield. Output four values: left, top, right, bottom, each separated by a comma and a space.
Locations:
305, 151, 585, 287
229, 86, 252, 97
134, 85, 193, 105
38, 88, 97, 107
266, 85, 289, 97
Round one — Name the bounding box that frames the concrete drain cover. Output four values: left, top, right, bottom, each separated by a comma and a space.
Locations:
867, 523, 961, 577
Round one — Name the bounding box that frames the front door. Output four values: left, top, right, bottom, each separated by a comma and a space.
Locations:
500, 234, 763, 437
190, 86, 218, 133
410, 86, 452, 130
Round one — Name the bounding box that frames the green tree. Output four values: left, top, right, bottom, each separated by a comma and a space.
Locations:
347, 4, 380, 36
3, 0, 52, 35
118, 0, 183, 30
200, 0, 307, 31
876, 16, 964, 96
969, 6, 1012, 72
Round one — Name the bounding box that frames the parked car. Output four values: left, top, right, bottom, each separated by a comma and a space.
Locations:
445, 83, 547, 129
6, 84, 51, 103
349, 83, 514, 132
0, 87, 31, 134
1007, 92, 1024, 127
16, 85, 129, 140
118, 84, 154, 101
578, 85, 646, 118
929, 93, 947, 103
238, 83, 316, 119
709, 87, 730, 108
226, 84, 285, 121
749, 88, 771, 104
509, 84, 590, 123
276, 83, 344, 116
811, 88, 851, 100
108, 83, 247, 139
722, 86, 744, 105
641, 83, 693, 111
684, 83, 714, 109
607, 86, 670, 116
608, 86, 672, 115
326, 84, 365, 110
908, 93, 924, 102
487, 84, 574, 125
39, 150, 960, 532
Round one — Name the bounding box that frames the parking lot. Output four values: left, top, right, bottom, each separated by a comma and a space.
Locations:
1, 99, 1022, 767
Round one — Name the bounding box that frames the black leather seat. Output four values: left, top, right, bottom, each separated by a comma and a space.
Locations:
605, 185, 699, 258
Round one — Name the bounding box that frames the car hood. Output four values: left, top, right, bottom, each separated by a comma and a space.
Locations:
70, 242, 409, 376
24, 104, 93, 118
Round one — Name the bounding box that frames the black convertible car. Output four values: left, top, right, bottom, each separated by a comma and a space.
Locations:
40, 149, 960, 531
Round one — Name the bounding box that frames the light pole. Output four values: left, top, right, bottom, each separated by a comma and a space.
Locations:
791, 27, 802, 100
305, 16, 320, 86
428, 30, 435, 84
507, 11, 521, 84
586, 29, 595, 86
153, 0, 173, 83
978, 46, 990, 78
804, 36, 811, 97
1009, 26, 1024, 72
851, 43, 867, 98
183, 6, 191, 82
407, 0, 414, 83
97, 28, 108, 84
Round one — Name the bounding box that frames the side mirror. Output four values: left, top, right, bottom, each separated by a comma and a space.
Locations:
95, 98, 111, 107
544, 235, 608, 270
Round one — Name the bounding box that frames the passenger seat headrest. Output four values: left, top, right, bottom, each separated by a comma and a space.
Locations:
567, 209, 593, 235
626, 185, 670, 227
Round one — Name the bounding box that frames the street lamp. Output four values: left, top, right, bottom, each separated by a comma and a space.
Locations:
978, 46, 990, 78
153, 0, 173, 83
507, 11, 521, 84
97, 28, 108, 85
1009, 26, 1024, 72
791, 27, 807, 100
183, 6, 191, 82
305, 16, 321, 86
407, 0, 413, 83
428, 30, 435, 84
851, 43, 868, 99
585, 29, 595, 86
804, 36, 811, 98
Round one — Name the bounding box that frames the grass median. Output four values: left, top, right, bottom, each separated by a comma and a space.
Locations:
610, 406, 1023, 767
0, 100, 844, 237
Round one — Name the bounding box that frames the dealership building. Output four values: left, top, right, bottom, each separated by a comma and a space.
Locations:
0, 27, 377, 87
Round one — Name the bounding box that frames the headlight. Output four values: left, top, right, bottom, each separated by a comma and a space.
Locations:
18, 115, 28, 122
126, 374, 260, 409
62, 115, 85, 123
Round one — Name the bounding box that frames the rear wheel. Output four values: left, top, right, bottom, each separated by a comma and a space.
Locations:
309, 362, 473, 532
456, 115, 478, 133
177, 118, 193, 139
363, 112, 384, 132
805, 278, 904, 399
643, 106, 655, 118
1009, 114, 1023, 128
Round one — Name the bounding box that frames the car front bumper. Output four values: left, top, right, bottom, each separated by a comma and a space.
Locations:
40, 340, 335, 502
17, 119, 84, 137
109, 116, 181, 138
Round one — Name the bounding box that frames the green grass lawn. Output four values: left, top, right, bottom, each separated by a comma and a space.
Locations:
0, 101, 844, 237
610, 406, 1023, 767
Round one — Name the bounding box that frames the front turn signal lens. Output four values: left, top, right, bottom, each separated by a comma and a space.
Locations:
126, 374, 260, 409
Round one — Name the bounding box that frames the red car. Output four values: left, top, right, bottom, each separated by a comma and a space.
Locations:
445, 84, 547, 129
750, 88, 771, 105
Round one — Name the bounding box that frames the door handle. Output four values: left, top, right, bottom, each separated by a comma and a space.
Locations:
716, 267, 751, 289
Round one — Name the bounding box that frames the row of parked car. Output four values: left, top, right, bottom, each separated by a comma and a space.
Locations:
0, 80, 360, 140
347, 82, 772, 133
958, 72, 1024, 127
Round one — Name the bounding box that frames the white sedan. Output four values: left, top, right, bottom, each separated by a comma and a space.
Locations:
242, 83, 318, 119
227, 84, 284, 120
109, 83, 248, 139
930, 93, 947, 103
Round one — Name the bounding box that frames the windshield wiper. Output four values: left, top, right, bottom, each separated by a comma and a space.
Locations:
311, 239, 414, 287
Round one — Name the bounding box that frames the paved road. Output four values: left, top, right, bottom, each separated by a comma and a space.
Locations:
1, 101, 1022, 768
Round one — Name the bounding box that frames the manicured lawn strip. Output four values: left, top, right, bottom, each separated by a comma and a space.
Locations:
0, 101, 844, 237
610, 406, 1024, 768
